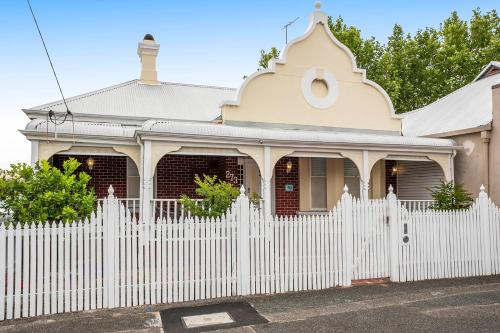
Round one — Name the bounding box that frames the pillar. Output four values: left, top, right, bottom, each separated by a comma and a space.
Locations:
30, 140, 39, 166
262, 146, 272, 217
142, 140, 153, 222
361, 150, 370, 200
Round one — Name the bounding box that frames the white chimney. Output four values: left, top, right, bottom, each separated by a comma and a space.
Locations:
137, 34, 160, 85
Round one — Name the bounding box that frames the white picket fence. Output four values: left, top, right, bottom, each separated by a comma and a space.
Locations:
391, 187, 500, 282
0, 185, 499, 321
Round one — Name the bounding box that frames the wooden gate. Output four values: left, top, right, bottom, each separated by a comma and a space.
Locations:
352, 199, 390, 280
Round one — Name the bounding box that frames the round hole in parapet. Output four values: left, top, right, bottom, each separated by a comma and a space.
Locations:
311, 79, 329, 98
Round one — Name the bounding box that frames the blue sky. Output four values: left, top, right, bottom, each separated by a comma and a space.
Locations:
0, 0, 498, 168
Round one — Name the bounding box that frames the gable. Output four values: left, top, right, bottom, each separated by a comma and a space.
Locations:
475, 63, 500, 82
221, 7, 401, 133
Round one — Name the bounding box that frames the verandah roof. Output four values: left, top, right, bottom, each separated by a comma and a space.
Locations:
23, 118, 457, 150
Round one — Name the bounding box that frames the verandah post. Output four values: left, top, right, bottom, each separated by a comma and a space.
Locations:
387, 185, 400, 282
478, 185, 492, 275
237, 186, 251, 295
341, 185, 353, 286
103, 185, 117, 308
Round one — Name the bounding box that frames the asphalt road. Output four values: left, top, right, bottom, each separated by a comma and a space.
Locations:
1, 276, 500, 333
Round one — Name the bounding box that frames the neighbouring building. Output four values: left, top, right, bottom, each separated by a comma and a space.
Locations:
21, 3, 459, 219
403, 62, 500, 203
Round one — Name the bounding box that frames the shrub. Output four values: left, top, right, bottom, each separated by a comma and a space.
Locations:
179, 175, 240, 218
0, 158, 96, 225
429, 181, 473, 210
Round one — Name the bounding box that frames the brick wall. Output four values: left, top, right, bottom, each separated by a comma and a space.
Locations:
274, 157, 299, 216
52, 154, 127, 199
155, 155, 239, 199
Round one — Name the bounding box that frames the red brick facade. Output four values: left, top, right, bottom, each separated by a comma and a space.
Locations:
274, 157, 299, 216
155, 155, 240, 199
52, 154, 127, 198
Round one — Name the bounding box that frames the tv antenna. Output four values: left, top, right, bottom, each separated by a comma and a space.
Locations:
282, 17, 299, 44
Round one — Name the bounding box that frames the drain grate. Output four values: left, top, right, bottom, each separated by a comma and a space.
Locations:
160, 301, 268, 332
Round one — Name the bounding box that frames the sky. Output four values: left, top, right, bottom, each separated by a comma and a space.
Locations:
0, 0, 498, 169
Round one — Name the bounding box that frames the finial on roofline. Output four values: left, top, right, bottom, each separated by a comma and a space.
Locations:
315, 1, 321, 10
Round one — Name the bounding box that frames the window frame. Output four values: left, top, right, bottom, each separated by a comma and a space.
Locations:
309, 157, 327, 211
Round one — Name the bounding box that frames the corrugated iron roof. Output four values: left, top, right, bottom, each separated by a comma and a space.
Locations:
402, 71, 500, 137
27, 80, 236, 122
143, 120, 456, 148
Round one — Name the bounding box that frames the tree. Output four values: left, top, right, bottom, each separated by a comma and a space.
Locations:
179, 175, 240, 218
259, 8, 499, 113
258, 47, 280, 69
0, 159, 96, 225
429, 181, 473, 210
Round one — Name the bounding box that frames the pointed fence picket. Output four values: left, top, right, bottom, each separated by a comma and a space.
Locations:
0, 185, 499, 320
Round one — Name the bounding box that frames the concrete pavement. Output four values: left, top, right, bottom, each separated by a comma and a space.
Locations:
1, 276, 500, 332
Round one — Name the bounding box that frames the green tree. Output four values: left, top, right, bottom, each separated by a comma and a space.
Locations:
179, 175, 240, 218
258, 47, 280, 69
429, 181, 474, 210
0, 159, 96, 225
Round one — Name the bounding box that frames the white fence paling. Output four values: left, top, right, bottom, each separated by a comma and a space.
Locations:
389, 185, 500, 282
1, 185, 500, 321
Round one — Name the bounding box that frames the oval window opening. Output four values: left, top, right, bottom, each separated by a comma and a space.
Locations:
311, 79, 329, 98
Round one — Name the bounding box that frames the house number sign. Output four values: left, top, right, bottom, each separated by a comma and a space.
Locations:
225, 170, 239, 185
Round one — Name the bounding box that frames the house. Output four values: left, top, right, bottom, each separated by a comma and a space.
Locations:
403, 62, 500, 203
20, 3, 458, 219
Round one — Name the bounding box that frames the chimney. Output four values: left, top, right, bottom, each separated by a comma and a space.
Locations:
137, 34, 160, 85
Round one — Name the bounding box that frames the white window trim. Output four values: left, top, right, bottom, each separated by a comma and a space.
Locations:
309, 158, 327, 211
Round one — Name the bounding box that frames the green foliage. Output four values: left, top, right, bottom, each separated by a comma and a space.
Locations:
328, 9, 499, 113
258, 47, 280, 69
249, 191, 262, 206
258, 8, 499, 113
429, 181, 474, 210
179, 175, 240, 218
0, 159, 96, 225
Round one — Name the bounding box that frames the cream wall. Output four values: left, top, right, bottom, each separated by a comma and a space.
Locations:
448, 132, 486, 198
370, 160, 386, 199
489, 86, 500, 204
222, 23, 401, 132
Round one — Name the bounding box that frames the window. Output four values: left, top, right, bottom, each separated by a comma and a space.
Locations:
310, 158, 327, 210
344, 159, 360, 198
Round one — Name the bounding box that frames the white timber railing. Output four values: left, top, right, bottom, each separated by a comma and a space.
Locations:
97, 198, 140, 218
400, 200, 435, 211
151, 199, 203, 221
0, 185, 498, 321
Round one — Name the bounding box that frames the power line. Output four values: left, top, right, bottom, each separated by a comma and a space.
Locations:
26, 0, 70, 114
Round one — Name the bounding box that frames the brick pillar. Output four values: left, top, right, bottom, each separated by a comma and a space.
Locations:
274, 157, 299, 216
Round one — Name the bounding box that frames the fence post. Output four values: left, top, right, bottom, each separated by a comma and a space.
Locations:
341, 185, 353, 286
479, 185, 492, 275
103, 185, 117, 308
237, 186, 251, 295
387, 185, 400, 282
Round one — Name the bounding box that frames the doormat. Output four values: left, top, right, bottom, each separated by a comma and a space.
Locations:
159, 301, 268, 333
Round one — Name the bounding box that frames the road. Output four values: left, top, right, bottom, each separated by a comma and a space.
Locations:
1, 276, 500, 332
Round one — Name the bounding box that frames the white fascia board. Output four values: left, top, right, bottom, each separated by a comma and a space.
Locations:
23, 109, 149, 126
19, 130, 138, 145
136, 130, 457, 155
